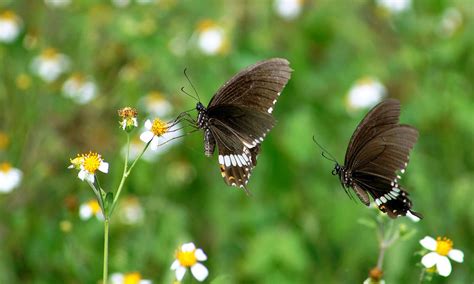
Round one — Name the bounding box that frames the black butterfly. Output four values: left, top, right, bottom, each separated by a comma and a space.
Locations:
332, 99, 422, 219
194, 58, 292, 191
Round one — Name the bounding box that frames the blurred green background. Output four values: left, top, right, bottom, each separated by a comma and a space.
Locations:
0, 0, 473, 283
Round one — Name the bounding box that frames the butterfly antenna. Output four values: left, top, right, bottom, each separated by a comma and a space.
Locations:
312, 135, 337, 163
183, 68, 201, 102
180, 86, 198, 102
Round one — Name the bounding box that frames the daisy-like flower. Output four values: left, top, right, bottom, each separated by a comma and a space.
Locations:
118, 107, 138, 132
31, 48, 70, 82
196, 20, 228, 56
140, 120, 183, 152
0, 131, 9, 150
438, 8, 463, 38
68, 152, 109, 183
110, 272, 151, 284
0, 10, 22, 43
274, 0, 303, 20
44, 0, 72, 8
376, 0, 411, 14
79, 199, 104, 220
140, 91, 173, 117
0, 162, 22, 193
419, 236, 464, 277
62, 73, 98, 104
171, 243, 208, 282
117, 197, 144, 225
346, 77, 386, 111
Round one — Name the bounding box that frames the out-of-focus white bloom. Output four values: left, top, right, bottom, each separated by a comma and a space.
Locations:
31, 48, 70, 82
171, 242, 208, 282
346, 77, 386, 111
68, 152, 109, 184
197, 20, 228, 56
0, 162, 22, 193
79, 199, 104, 221
0, 11, 22, 43
274, 0, 303, 20
118, 197, 144, 225
62, 74, 97, 104
136, 0, 156, 4
420, 236, 464, 277
44, 0, 72, 8
438, 8, 463, 38
140, 91, 173, 117
110, 272, 152, 284
140, 119, 183, 153
376, 0, 411, 14
363, 278, 385, 284
112, 0, 131, 8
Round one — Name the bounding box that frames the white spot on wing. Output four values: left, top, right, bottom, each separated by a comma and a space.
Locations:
375, 198, 381, 206
380, 196, 387, 203
218, 155, 224, 165
224, 155, 231, 167
230, 155, 237, 166
268, 107, 273, 113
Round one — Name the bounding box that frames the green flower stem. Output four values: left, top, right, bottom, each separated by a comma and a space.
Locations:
376, 219, 398, 270
103, 217, 110, 284
87, 180, 105, 214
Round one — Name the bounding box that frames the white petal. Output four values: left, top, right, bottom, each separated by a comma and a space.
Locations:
448, 249, 464, 263
421, 252, 440, 268
144, 119, 152, 129
170, 260, 180, 270
139, 280, 152, 284
182, 242, 196, 252
175, 266, 186, 281
79, 204, 93, 220
149, 138, 159, 151
99, 162, 109, 173
78, 170, 87, 181
85, 173, 95, 183
140, 131, 154, 143
195, 249, 207, 261
109, 273, 124, 284
436, 256, 452, 277
419, 236, 437, 251
190, 263, 208, 282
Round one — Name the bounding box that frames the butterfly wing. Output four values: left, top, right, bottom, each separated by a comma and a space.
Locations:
208, 58, 292, 112
343, 99, 421, 218
205, 58, 292, 189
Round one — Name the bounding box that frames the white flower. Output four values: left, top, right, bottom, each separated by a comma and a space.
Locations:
79, 199, 104, 221
68, 152, 109, 183
171, 242, 208, 282
118, 197, 144, 225
0, 11, 22, 43
363, 278, 385, 284
346, 77, 386, 110
140, 119, 183, 152
44, 0, 72, 8
274, 0, 303, 20
110, 272, 151, 284
140, 91, 173, 117
438, 8, 463, 38
31, 48, 70, 82
0, 162, 22, 193
136, 0, 156, 4
376, 0, 411, 14
197, 20, 228, 55
420, 236, 464, 277
62, 74, 97, 104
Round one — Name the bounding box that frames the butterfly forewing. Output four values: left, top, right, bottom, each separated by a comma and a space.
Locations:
197, 58, 292, 190
339, 99, 421, 219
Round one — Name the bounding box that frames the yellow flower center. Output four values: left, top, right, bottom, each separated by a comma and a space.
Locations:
436, 237, 453, 256
0, 132, 9, 150
151, 118, 168, 137
176, 249, 197, 267
0, 10, 17, 20
0, 162, 12, 172
197, 19, 217, 32
42, 48, 59, 59
123, 272, 142, 284
82, 152, 101, 174
87, 200, 101, 214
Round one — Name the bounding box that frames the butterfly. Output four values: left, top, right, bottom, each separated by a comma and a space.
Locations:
194, 58, 292, 192
331, 99, 422, 219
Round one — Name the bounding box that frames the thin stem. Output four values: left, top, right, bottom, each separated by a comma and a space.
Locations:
103, 218, 110, 284
126, 139, 151, 175
418, 267, 426, 284
110, 134, 131, 214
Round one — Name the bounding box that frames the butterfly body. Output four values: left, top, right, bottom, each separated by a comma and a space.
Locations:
335, 99, 422, 219
195, 58, 292, 190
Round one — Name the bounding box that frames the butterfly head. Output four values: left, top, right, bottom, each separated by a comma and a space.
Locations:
332, 163, 342, 176
196, 102, 206, 112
